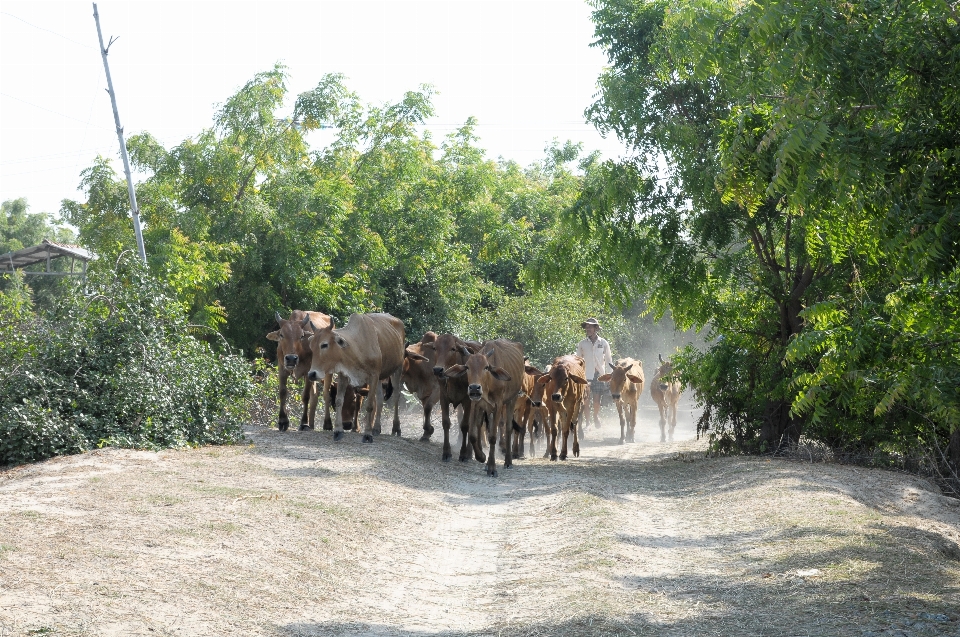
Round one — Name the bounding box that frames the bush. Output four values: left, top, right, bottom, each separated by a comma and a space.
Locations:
0, 256, 253, 466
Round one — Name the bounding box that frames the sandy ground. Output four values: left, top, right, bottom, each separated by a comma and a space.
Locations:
2, 399, 960, 637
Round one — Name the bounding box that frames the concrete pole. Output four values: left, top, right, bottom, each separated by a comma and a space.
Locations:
93, 3, 147, 264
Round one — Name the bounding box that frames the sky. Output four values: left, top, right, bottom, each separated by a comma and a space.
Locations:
0, 0, 628, 219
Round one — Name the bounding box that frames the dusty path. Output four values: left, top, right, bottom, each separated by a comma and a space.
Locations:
2, 402, 960, 636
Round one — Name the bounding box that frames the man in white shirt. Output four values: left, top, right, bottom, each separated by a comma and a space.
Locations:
576, 317, 614, 429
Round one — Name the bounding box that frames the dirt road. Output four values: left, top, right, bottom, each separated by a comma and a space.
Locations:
2, 404, 960, 636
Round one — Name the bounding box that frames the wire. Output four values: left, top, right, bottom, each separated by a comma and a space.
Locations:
0, 11, 95, 49
0, 92, 112, 130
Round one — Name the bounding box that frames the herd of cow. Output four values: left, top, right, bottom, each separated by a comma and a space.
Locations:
266, 310, 682, 477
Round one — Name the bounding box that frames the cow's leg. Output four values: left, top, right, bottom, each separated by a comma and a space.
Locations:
299, 380, 315, 430
559, 410, 570, 461
547, 410, 558, 460
486, 407, 502, 476
420, 396, 435, 441
627, 400, 637, 443
616, 398, 626, 444
668, 397, 677, 441
440, 400, 454, 461
502, 401, 515, 469
362, 378, 382, 443
277, 369, 290, 431
333, 374, 347, 441
391, 369, 403, 437
321, 373, 333, 430
458, 402, 472, 462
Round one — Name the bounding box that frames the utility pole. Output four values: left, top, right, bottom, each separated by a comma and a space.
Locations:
92, 3, 146, 264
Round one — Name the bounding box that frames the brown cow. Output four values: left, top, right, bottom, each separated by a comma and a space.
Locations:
651, 354, 682, 442
509, 363, 542, 459
402, 332, 443, 441
305, 313, 412, 443
537, 355, 588, 461
328, 381, 366, 431
424, 333, 478, 462
598, 357, 645, 444
265, 310, 332, 432
526, 365, 553, 458
443, 339, 524, 476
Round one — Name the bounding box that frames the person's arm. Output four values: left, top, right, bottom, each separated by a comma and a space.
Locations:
603, 340, 614, 370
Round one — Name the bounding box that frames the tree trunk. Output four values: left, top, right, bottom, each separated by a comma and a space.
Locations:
950, 427, 960, 470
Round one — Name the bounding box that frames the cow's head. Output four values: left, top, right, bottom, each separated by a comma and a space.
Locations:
598, 361, 643, 401
655, 354, 674, 391
266, 310, 315, 371
306, 318, 347, 382
443, 349, 511, 402
538, 359, 587, 404
403, 336, 434, 375
427, 333, 476, 378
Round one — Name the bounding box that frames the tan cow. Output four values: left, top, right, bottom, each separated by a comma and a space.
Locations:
423, 333, 478, 462
509, 363, 543, 459
526, 365, 552, 458
537, 355, 588, 461
265, 310, 332, 432
402, 332, 443, 441
651, 354, 682, 442
443, 339, 524, 476
305, 313, 412, 443
598, 357, 645, 444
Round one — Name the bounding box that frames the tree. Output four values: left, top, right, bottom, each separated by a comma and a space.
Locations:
547, 0, 960, 458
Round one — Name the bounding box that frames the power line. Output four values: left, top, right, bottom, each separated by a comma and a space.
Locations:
0, 92, 112, 130
0, 148, 114, 166
0, 10, 95, 48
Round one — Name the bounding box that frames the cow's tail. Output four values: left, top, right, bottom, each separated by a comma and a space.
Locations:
383, 378, 394, 402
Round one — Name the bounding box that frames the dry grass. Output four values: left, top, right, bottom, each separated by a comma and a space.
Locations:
1, 402, 959, 636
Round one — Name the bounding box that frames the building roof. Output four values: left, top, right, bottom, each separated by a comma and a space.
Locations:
0, 239, 96, 272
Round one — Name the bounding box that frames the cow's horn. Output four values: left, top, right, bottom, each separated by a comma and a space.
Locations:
658, 353, 664, 363
301, 315, 311, 328
485, 349, 495, 357
276, 311, 284, 324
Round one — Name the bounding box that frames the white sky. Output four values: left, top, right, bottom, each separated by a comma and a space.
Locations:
0, 0, 627, 219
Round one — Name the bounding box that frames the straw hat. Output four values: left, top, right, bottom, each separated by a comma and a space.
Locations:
580, 317, 602, 330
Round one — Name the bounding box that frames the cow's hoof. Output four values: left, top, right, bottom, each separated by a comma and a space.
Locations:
486, 467, 498, 477
342, 421, 354, 431
550, 455, 558, 462
362, 434, 374, 443
392, 428, 401, 437
573, 449, 580, 458
423, 424, 435, 438
459, 455, 469, 462
559, 454, 567, 461
322, 422, 333, 431
333, 430, 344, 442
300, 424, 314, 431
278, 423, 288, 432
442, 452, 452, 462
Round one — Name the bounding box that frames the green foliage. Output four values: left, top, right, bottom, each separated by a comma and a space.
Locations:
572, 0, 960, 457
0, 257, 252, 466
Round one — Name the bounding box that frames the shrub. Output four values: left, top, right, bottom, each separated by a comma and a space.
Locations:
0, 256, 253, 466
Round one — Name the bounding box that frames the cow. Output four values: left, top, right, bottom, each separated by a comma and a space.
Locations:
443, 339, 524, 476
651, 354, 682, 442
598, 357, 645, 444
328, 380, 366, 431
265, 310, 332, 432
509, 362, 543, 459
402, 332, 443, 441
305, 313, 412, 443
526, 365, 552, 458
537, 355, 588, 461
423, 333, 479, 462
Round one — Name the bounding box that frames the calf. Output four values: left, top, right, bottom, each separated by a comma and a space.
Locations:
424, 333, 478, 462
510, 363, 543, 459
537, 355, 588, 460
305, 313, 410, 443
265, 310, 332, 431
651, 354, 682, 442
443, 339, 524, 476
402, 332, 443, 441
598, 357, 644, 444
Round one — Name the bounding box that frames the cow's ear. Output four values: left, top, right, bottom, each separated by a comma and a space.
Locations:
627, 373, 643, 383
487, 366, 512, 382
405, 350, 428, 362
536, 374, 551, 386
443, 365, 468, 378
266, 330, 281, 342
336, 336, 348, 348
569, 374, 588, 385
597, 373, 612, 383
524, 365, 542, 376
422, 342, 436, 350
